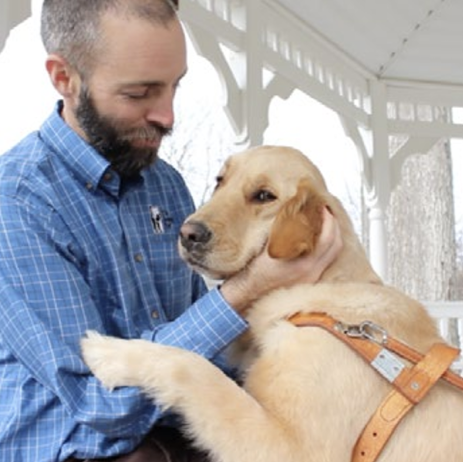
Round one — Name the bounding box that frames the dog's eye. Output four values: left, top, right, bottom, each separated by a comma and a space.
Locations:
214, 176, 224, 190
251, 189, 277, 203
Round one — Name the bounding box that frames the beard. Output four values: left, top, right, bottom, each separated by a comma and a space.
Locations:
75, 84, 172, 179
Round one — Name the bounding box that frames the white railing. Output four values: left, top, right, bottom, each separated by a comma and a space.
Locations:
425, 301, 463, 376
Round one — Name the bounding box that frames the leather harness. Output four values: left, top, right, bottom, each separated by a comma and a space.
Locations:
288, 312, 463, 462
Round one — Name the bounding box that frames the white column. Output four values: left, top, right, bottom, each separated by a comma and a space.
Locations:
241, 0, 265, 147
368, 205, 388, 279
367, 81, 390, 281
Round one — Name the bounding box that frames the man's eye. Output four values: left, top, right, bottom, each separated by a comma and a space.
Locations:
251, 190, 277, 203
123, 93, 147, 100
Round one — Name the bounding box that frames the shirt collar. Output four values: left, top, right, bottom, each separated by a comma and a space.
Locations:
39, 101, 123, 197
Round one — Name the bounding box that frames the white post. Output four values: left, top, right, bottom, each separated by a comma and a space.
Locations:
368, 205, 388, 280
367, 81, 390, 281
239, 0, 265, 147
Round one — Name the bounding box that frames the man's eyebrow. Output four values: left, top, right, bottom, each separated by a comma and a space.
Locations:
119, 70, 188, 89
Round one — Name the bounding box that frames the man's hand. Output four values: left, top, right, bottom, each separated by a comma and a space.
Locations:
220, 207, 342, 313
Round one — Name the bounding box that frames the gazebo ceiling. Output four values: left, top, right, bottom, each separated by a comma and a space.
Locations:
277, 0, 463, 86
2, 1, 462, 86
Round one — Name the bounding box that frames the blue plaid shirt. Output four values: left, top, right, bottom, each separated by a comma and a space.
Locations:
0, 102, 247, 461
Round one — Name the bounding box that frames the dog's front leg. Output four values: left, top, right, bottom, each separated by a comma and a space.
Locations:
81, 332, 235, 412
81, 332, 297, 462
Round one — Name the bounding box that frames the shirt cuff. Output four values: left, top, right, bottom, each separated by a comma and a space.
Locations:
142, 288, 248, 359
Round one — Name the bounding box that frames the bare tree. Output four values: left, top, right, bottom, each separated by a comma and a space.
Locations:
387, 130, 458, 301
455, 227, 463, 299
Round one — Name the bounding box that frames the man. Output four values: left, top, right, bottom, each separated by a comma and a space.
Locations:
0, 0, 341, 461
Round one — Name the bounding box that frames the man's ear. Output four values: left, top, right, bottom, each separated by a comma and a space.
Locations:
45, 54, 81, 101
268, 179, 326, 259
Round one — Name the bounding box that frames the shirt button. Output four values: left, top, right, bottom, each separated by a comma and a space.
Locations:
103, 172, 112, 181
151, 310, 159, 319
85, 182, 93, 190
134, 253, 143, 263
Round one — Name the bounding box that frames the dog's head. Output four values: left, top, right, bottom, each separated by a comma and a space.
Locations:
179, 146, 380, 283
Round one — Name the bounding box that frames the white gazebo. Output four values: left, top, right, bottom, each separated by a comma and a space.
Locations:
2, 0, 462, 279
1, 0, 462, 365
177, 0, 463, 281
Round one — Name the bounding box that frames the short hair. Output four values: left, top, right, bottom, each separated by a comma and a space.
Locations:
41, 0, 179, 76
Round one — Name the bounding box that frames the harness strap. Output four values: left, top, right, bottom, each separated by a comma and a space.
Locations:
383, 335, 463, 391
352, 342, 457, 462
288, 312, 462, 462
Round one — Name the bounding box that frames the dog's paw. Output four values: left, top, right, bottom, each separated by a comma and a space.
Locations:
81, 331, 143, 390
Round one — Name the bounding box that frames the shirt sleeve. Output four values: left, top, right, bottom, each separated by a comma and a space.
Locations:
141, 286, 248, 356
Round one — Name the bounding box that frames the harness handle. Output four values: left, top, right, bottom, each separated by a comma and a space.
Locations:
288, 312, 462, 462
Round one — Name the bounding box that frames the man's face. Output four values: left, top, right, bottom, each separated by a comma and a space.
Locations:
70, 14, 187, 178
75, 83, 172, 178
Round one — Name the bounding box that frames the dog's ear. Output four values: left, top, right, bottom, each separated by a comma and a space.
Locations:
268, 179, 326, 259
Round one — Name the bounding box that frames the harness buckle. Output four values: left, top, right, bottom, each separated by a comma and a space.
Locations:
336, 320, 388, 345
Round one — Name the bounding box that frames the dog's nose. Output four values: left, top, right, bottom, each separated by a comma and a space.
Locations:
179, 221, 212, 251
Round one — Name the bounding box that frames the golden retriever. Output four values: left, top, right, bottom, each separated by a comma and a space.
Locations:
82, 146, 463, 462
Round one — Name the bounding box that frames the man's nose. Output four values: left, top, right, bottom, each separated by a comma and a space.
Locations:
146, 91, 175, 128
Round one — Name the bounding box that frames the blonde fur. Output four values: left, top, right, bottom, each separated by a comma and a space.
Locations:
82, 146, 463, 462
